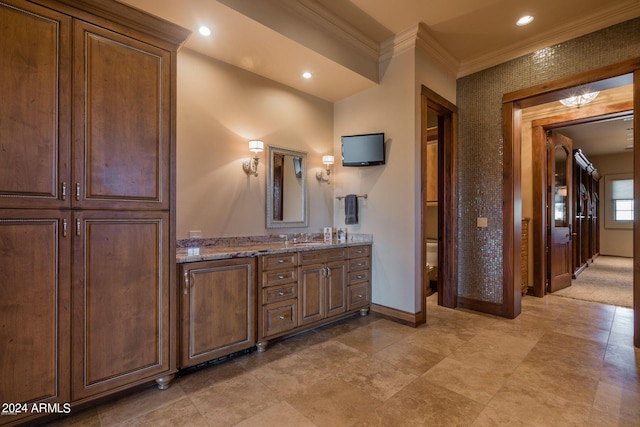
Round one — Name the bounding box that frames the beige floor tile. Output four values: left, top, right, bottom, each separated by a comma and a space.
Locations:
234, 401, 316, 427
603, 344, 640, 368
333, 322, 413, 355
507, 359, 600, 406
487, 380, 592, 426
423, 357, 510, 404
188, 371, 280, 426
111, 397, 208, 427
354, 376, 485, 427
599, 360, 640, 394
447, 329, 536, 375
403, 328, 469, 357
471, 406, 528, 427
287, 377, 383, 427
45, 407, 101, 426
372, 339, 445, 375
96, 382, 186, 426
335, 356, 418, 401
250, 340, 366, 397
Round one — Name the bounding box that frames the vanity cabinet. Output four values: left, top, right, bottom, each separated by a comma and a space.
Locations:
259, 253, 299, 344
257, 245, 371, 350
179, 259, 256, 368
299, 249, 348, 325
347, 245, 372, 310
0, 0, 188, 423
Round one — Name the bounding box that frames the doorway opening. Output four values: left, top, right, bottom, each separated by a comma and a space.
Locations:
420, 86, 457, 320
504, 61, 638, 346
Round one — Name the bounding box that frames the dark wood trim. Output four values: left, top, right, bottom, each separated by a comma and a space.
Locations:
420, 85, 458, 318
456, 297, 506, 317
370, 304, 423, 327
502, 102, 522, 319
635, 69, 640, 348
531, 125, 547, 297
503, 59, 638, 105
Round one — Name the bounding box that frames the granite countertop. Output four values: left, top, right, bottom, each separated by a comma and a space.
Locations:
176, 236, 372, 263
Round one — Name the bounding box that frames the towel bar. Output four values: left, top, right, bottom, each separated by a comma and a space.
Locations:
336, 194, 368, 200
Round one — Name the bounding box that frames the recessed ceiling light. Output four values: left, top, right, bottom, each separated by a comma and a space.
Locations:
198, 26, 211, 36
516, 15, 534, 26
302, 72, 312, 79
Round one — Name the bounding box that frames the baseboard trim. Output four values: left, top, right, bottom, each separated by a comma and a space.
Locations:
370, 303, 424, 327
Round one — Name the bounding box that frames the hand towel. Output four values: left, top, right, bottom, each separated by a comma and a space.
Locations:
345, 194, 358, 225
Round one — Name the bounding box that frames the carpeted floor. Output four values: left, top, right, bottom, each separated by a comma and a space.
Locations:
553, 256, 633, 307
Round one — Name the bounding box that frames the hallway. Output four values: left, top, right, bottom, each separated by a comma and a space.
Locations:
48, 295, 638, 426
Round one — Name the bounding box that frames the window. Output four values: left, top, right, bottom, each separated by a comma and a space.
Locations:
605, 173, 633, 229
612, 179, 633, 221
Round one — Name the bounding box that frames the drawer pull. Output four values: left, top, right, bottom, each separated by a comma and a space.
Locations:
358, 294, 364, 298
279, 315, 285, 320
278, 291, 285, 296
356, 262, 363, 266
278, 275, 284, 279
278, 259, 285, 263
356, 275, 363, 279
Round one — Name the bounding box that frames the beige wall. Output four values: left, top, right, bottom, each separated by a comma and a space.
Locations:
590, 152, 634, 257
176, 49, 334, 239
334, 45, 455, 314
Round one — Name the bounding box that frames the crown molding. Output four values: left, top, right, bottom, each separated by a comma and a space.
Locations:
274, 0, 379, 62
379, 23, 459, 77
458, 1, 640, 78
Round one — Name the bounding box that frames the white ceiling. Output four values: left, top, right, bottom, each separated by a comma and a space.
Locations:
557, 115, 635, 158
119, 0, 640, 102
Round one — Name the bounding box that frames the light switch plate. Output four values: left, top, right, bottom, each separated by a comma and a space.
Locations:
477, 217, 488, 227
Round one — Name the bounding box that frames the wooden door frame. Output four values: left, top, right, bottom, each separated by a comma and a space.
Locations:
420, 85, 458, 321
503, 57, 640, 347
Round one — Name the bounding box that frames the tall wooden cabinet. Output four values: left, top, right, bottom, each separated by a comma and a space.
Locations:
0, 1, 188, 424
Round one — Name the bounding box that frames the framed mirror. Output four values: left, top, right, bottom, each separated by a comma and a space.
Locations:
266, 145, 308, 228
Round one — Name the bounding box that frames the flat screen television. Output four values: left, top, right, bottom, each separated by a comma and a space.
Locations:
341, 133, 385, 166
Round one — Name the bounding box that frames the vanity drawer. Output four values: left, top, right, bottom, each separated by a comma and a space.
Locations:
348, 269, 370, 284
299, 248, 347, 265
262, 253, 298, 270
349, 245, 371, 259
349, 256, 370, 272
263, 283, 298, 304
262, 299, 298, 337
263, 268, 297, 287
348, 282, 370, 310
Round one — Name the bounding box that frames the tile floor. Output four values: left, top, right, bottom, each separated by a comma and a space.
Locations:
47, 294, 639, 426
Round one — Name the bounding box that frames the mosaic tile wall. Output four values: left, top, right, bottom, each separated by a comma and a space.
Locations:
456, 17, 640, 304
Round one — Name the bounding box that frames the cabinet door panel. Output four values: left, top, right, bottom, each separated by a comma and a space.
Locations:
326, 261, 347, 318
72, 211, 170, 399
181, 259, 256, 368
299, 264, 324, 326
0, 2, 71, 208
0, 210, 70, 410
73, 20, 171, 210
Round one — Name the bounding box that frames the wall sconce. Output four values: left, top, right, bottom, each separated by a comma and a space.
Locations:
316, 155, 334, 183
242, 140, 264, 177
